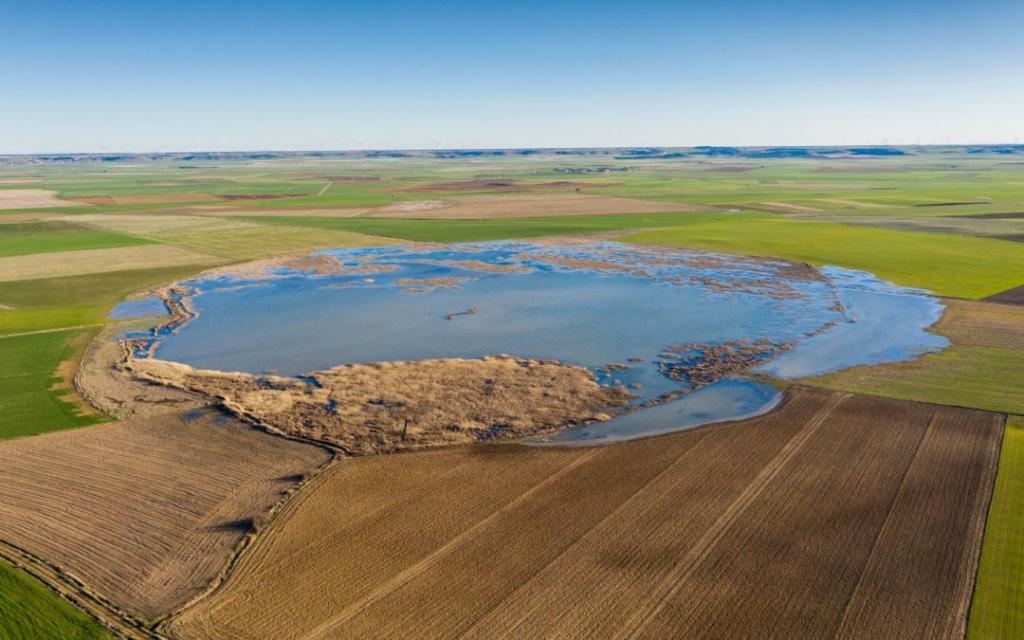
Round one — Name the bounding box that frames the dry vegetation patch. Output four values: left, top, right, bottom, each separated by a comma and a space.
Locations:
0, 245, 219, 281
128, 356, 629, 455
165, 388, 1000, 639
0, 410, 331, 621
0, 189, 73, 209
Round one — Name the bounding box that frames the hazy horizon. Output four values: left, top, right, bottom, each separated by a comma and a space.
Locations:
4, 0, 1022, 154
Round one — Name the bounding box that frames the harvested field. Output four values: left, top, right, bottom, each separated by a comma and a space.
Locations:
0, 245, 219, 281
0, 409, 331, 621
369, 194, 710, 219
0, 189, 73, 210
128, 356, 628, 455
165, 388, 1001, 639
986, 283, 1024, 305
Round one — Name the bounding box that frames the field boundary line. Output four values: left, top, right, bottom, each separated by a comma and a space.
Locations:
0, 323, 106, 339
0, 539, 158, 640
300, 448, 602, 640
832, 410, 936, 637
614, 391, 850, 639
155, 450, 341, 633
946, 412, 1005, 639
455, 432, 710, 639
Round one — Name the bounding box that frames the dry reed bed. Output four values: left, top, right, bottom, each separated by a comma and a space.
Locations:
164, 388, 1002, 639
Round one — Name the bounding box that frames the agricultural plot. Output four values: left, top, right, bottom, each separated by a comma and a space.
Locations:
0, 189, 72, 209
0, 559, 108, 640
624, 217, 1024, 299
164, 388, 1001, 640
809, 299, 1024, 414
367, 193, 710, 219
968, 416, 1024, 639
0, 409, 331, 622
239, 210, 763, 244
0, 330, 103, 439
71, 213, 392, 261
0, 221, 151, 258
0, 245, 219, 281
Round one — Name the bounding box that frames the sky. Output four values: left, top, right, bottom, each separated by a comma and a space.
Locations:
2, 0, 1022, 153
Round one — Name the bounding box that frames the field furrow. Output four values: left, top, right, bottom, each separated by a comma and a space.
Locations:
835, 408, 1003, 639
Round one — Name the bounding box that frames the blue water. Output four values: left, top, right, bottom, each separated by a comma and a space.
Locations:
108, 297, 169, 320
149, 242, 947, 443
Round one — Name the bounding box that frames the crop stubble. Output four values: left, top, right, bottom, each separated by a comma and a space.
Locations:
0, 410, 331, 621
165, 388, 1001, 639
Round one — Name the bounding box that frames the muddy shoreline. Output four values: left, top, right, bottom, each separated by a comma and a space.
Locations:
86, 241, 857, 452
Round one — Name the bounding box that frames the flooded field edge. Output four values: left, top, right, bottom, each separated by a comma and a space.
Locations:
106, 240, 948, 448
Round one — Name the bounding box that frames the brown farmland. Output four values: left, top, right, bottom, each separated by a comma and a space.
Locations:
0, 188, 73, 209
986, 283, 1024, 305
164, 388, 1001, 639
0, 410, 331, 622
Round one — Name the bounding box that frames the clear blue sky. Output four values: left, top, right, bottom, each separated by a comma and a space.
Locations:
3, 0, 1022, 152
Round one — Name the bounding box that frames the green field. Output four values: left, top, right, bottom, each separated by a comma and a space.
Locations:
1, 149, 1023, 637
0, 266, 209, 334
0, 560, 108, 640
0, 330, 104, 439
243, 210, 765, 243
968, 416, 1024, 639
0, 221, 151, 258
807, 300, 1024, 415
623, 217, 1024, 299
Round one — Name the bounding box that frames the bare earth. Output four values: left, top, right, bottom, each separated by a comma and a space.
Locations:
0, 245, 220, 281
0, 410, 331, 622
0, 188, 74, 209
128, 356, 629, 456
164, 387, 1001, 639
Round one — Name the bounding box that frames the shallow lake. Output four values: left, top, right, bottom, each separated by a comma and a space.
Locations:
142, 242, 947, 443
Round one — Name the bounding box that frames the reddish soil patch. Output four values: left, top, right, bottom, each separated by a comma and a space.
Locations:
985, 283, 1024, 306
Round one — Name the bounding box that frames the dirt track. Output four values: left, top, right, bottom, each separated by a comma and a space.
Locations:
0, 410, 331, 622
164, 388, 1001, 639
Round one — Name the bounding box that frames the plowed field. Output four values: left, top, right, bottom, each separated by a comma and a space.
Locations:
0, 409, 331, 622
165, 388, 1001, 639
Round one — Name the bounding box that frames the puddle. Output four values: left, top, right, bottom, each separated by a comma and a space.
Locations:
107, 297, 169, 320
149, 241, 947, 443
